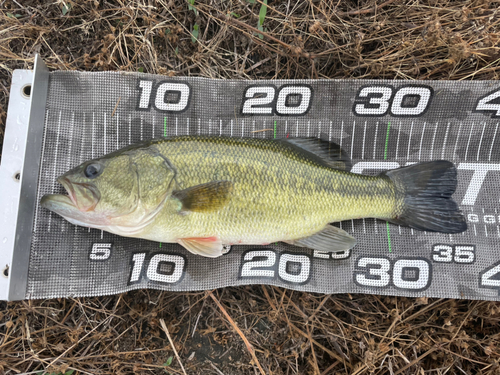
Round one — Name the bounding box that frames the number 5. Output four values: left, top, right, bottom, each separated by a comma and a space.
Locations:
89, 243, 112, 261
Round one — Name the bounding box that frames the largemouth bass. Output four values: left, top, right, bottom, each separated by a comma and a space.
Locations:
41, 136, 467, 257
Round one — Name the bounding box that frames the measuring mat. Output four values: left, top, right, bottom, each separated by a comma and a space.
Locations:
1, 57, 499, 301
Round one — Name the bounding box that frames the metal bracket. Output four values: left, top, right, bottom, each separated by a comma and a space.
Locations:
0, 55, 49, 301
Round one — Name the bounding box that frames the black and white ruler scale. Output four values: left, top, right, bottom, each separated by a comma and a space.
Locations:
1, 56, 499, 301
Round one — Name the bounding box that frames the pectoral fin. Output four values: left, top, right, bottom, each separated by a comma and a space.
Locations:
178, 237, 225, 258
285, 225, 356, 252
172, 181, 233, 213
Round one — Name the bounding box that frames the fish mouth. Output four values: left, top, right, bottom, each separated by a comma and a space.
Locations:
58, 176, 100, 212
41, 177, 100, 214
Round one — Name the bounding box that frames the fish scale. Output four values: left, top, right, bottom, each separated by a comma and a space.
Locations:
143, 137, 393, 241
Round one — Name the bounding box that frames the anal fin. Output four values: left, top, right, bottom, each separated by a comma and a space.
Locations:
178, 237, 225, 258
285, 225, 356, 252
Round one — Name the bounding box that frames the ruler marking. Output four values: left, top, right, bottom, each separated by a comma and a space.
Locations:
350, 121, 356, 160
453, 122, 463, 160
81, 113, 86, 163
430, 122, 438, 160
386, 222, 392, 253
362, 121, 367, 159
296, 120, 299, 137
187, 118, 190, 135
285, 120, 288, 137
395, 121, 402, 160
77, 112, 85, 228
374, 219, 378, 234
104, 112, 107, 154
307, 120, 310, 137
141, 116, 144, 141
48, 111, 63, 232
241, 120, 245, 137
209, 119, 212, 135
464, 122, 474, 161
384, 121, 391, 160
220, 119, 222, 135
230, 119, 233, 137
340, 121, 344, 147
477, 122, 487, 161
128, 114, 131, 144
373, 121, 378, 160
351, 219, 355, 233
488, 122, 499, 162
198, 118, 201, 134
441, 122, 450, 159
418, 122, 426, 161
117, 113, 120, 149
33, 109, 50, 232
317, 121, 321, 138
61, 113, 76, 232
67, 113, 75, 169
407, 121, 414, 160
92, 112, 95, 159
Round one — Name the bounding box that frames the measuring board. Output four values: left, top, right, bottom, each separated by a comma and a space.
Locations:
1, 56, 499, 301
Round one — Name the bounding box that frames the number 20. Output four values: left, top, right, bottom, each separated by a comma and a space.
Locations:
353, 85, 433, 117
241, 85, 313, 116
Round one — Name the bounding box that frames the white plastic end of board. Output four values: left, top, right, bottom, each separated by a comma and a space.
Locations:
0, 55, 49, 301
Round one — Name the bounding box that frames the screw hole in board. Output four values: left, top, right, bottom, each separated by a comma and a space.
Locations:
22, 85, 31, 98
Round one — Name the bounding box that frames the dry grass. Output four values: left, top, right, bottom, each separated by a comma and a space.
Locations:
1, 0, 500, 374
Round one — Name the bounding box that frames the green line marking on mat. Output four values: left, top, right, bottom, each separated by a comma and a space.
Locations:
386, 221, 392, 253
384, 121, 391, 160
274, 121, 278, 245
161, 117, 167, 247
385, 121, 392, 252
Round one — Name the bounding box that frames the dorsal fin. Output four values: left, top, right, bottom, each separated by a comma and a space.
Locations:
279, 138, 352, 171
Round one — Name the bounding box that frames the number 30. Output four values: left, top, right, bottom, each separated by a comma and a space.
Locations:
353, 85, 433, 117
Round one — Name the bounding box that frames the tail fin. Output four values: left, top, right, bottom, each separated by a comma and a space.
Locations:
383, 161, 467, 234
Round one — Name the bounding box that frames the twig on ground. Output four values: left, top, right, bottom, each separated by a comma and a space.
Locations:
159, 319, 188, 375
208, 291, 266, 375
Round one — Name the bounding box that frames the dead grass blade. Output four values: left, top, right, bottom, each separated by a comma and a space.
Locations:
208, 290, 266, 375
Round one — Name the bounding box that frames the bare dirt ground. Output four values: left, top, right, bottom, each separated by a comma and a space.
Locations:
1, 1, 500, 374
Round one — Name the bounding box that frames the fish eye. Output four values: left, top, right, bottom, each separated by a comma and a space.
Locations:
84, 163, 102, 179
